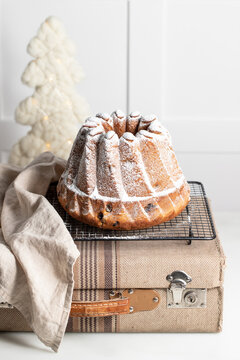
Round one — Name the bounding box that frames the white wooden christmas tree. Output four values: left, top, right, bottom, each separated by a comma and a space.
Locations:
9, 16, 90, 167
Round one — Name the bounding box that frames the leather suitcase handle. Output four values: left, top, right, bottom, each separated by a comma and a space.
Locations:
70, 297, 130, 317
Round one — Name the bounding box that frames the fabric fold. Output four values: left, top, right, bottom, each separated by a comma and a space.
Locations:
0, 152, 79, 351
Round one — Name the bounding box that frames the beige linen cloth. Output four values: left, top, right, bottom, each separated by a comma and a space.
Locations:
0, 152, 80, 351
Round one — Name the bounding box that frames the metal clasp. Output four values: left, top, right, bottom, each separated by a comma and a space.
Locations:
166, 270, 207, 308
166, 270, 192, 305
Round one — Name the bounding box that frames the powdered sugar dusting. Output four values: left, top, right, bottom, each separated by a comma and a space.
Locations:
138, 130, 154, 138
87, 116, 101, 123
115, 109, 125, 118
130, 111, 141, 118
142, 114, 156, 122
64, 174, 185, 202
105, 130, 116, 140
122, 132, 135, 141
83, 121, 98, 128
96, 112, 110, 121
148, 121, 162, 134
61, 109, 187, 211
89, 126, 104, 137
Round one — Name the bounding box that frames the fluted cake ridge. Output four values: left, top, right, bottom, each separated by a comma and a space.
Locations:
57, 110, 190, 230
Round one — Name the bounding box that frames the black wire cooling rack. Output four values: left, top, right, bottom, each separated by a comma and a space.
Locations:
46, 181, 216, 242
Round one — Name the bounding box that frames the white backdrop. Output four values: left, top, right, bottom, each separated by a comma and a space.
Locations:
0, 0, 240, 211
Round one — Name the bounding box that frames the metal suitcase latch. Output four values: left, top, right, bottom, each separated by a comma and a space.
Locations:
166, 270, 207, 309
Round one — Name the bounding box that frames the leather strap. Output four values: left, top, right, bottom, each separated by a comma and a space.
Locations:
70, 297, 130, 317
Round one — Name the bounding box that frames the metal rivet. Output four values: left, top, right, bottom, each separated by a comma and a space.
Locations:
153, 297, 159, 303
129, 306, 134, 313
128, 289, 134, 294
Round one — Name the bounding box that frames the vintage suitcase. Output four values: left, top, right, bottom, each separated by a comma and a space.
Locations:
0, 181, 226, 333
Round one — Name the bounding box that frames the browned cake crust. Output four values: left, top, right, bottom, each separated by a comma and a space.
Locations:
57, 111, 190, 230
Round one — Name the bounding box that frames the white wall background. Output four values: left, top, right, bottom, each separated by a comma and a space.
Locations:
0, 0, 240, 211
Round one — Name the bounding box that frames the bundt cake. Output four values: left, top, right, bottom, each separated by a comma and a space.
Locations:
57, 110, 190, 230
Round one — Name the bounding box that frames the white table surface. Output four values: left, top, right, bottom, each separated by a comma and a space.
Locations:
0, 212, 239, 360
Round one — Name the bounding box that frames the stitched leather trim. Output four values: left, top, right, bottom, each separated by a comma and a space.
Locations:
70, 297, 130, 317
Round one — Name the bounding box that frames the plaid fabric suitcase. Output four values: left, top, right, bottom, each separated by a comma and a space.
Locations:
0, 182, 226, 333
